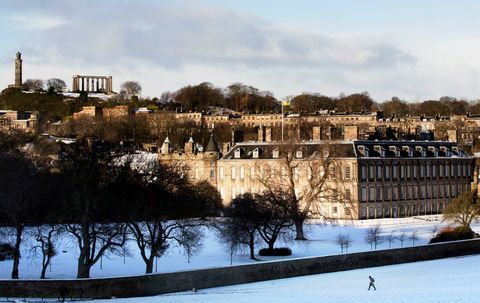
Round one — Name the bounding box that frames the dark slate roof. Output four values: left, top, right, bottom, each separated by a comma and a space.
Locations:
353, 140, 470, 158
222, 140, 471, 160
205, 134, 220, 153
222, 141, 356, 160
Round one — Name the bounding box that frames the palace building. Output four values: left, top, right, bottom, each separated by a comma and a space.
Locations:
159, 134, 474, 220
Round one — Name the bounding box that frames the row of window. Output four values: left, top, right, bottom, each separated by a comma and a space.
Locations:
360, 161, 472, 181
219, 165, 351, 181
360, 202, 445, 219
360, 183, 469, 202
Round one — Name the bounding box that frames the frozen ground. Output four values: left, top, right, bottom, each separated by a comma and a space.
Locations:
88, 254, 480, 303
0, 215, 479, 280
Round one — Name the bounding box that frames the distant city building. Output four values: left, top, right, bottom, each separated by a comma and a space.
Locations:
0, 110, 37, 131
73, 105, 129, 120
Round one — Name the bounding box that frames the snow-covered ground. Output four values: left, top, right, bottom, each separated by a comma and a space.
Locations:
0, 216, 478, 280
88, 254, 480, 303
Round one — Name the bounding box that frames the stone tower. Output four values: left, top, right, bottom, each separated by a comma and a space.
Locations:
15, 52, 22, 88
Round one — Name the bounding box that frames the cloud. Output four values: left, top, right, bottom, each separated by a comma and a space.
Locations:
10, 0, 476, 101
8, 15, 67, 30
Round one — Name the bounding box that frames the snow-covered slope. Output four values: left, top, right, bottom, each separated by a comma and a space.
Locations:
0, 216, 478, 280
88, 254, 480, 303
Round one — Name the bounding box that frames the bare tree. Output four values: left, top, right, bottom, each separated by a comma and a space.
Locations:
29, 225, 60, 279
120, 80, 142, 96
335, 233, 353, 253
22, 79, 44, 92
178, 226, 204, 263
60, 150, 128, 278
385, 230, 396, 248
409, 230, 419, 246
256, 191, 294, 251
398, 231, 407, 247
46, 78, 66, 93
123, 160, 208, 273
219, 194, 263, 260
443, 191, 480, 228
0, 155, 43, 279
256, 141, 334, 240
365, 224, 383, 250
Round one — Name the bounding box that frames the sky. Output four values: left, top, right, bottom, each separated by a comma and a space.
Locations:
1, 0, 480, 101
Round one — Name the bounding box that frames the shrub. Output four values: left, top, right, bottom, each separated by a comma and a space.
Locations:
0, 243, 15, 261
259, 247, 292, 256
429, 226, 475, 244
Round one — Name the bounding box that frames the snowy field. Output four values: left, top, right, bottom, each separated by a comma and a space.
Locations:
1, 215, 479, 280
89, 255, 480, 303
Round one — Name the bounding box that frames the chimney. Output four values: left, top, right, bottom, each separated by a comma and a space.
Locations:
265, 127, 272, 142
344, 125, 358, 141
223, 142, 232, 153
313, 126, 321, 141
258, 125, 265, 142
447, 130, 458, 142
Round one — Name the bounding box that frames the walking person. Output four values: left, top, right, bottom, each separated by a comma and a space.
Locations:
368, 276, 376, 291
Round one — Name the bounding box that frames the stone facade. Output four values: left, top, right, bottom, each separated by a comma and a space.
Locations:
0, 110, 37, 131
159, 135, 474, 220
73, 105, 129, 120
217, 140, 474, 219
158, 135, 221, 187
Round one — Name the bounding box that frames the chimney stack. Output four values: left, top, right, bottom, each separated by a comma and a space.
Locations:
344, 125, 359, 141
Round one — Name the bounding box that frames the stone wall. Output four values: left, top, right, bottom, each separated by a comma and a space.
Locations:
2, 239, 479, 299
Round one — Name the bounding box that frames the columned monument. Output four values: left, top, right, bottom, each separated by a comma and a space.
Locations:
15, 52, 22, 88
72, 75, 113, 94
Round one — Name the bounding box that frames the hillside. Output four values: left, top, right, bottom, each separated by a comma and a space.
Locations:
0, 88, 82, 122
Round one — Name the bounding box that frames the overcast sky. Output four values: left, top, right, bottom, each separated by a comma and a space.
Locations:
1, 0, 480, 101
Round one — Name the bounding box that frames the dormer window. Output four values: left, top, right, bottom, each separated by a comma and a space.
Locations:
234, 148, 242, 159
389, 146, 400, 157
374, 145, 386, 157
358, 145, 369, 157
452, 146, 459, 155
296, 149, 303, 159
402, 146, 413, 157
428, 146, 438, 157
440, 146, 451, 157
416, 146, 426, 157
253, 148, 260, 159
272, 148, 279, 158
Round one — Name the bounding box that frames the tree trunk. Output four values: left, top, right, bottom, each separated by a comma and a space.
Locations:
145, 257, 154, 274
77, 261, 91, 279
294, 217, 307, 240
11, 224, 23, 279
41, 258, 49, 279
249, 233, 256, 260
77, 248, 91, 279
40, 252, 50, 279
